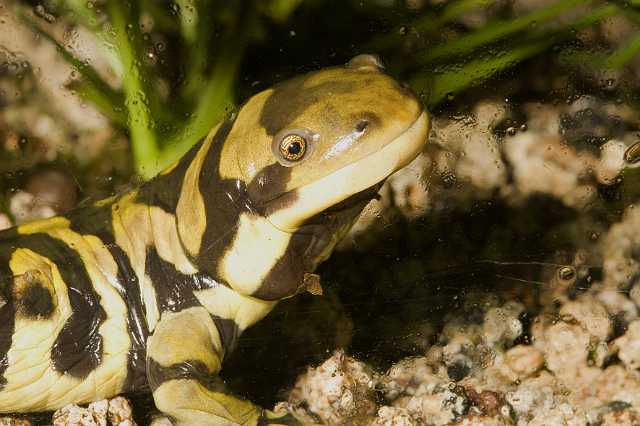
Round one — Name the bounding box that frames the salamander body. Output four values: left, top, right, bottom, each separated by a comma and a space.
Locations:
0, 54, 429, 425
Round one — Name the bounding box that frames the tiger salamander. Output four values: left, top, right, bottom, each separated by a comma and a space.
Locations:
0, 54, 429, 425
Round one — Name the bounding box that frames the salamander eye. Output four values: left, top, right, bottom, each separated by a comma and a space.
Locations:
272, 128, 318, 167
280, 134, 306, 161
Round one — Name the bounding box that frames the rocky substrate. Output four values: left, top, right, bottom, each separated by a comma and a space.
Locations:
266, 92, 640, 424
3, 80, 640, 426
1, 1, 640, 424
277, 207, 640, 425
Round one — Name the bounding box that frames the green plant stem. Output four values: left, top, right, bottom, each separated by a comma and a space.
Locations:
366, 0, 496, 51
22, 16, 127, 126
607, 32, 640, 69
107, 0, 159, 179
176, 0, 198, 43
412, 3, 617, 107
417, 41, 550, 107
416, 0, 586, 64
181, 0, 214, 101
158, 43, 242, 171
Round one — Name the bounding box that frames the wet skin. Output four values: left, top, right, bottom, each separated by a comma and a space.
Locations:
0, 54, 429, 425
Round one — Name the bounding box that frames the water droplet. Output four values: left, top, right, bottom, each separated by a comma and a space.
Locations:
34, 4, 56, 23
155, 42, 165, 52
506, 126, 517, 136
398, 25, 408, 36
624, 141, 640, 164
519, 124, 527, 132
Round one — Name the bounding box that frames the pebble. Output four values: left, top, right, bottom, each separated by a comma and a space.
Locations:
287, 350, 378, 424
51, 397, 136, 426
0, 418, 30, 426
613, 320, 640, 370
504, 345, 544, 378
372, 406, 417, 426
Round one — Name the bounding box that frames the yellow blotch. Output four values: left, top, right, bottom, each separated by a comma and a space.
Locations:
219, 213, 291, 296
149, 207, 197, 275
0, 248, 73, 411
194, 285, 276, 331
147, 307, 223, 371
176, 123, 220, 258
43, 227, 130, 401
111, 197, 161, 332
17, 216, 70, 235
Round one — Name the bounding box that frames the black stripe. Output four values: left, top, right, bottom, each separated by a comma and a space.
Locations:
145, 249, 241, 358
210, 316, 240, 356
0, 264, 15, 390
135, 138, 203, 213
192, 118, 248, 277
6, 233, 107, 378
147, 357, 224, 393
0, 235, 17, 388
257, 412, 300, 426
253, 190, 374, 300
193, 117, 294, 279
108, 243, 149, 392
68, 203, 150, 391
145, 246, 202, 313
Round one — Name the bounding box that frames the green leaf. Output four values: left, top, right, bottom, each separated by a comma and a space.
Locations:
366, 0, 497, 51
264, 0, 305, 22
176, 0, 199, 43
107, 0, 160, 179
68, 80, 127, 127
22, 15, 126, 123
159, 42, 242, 171
416, 0, 585, 64
606, 31, 640, 69
416, 41, 551, 107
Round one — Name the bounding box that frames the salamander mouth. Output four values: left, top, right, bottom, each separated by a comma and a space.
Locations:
266, 111, 428, 232
323, 183, 382, 215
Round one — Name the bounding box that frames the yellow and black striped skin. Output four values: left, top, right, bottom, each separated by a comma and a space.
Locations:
0, 55, 429, 425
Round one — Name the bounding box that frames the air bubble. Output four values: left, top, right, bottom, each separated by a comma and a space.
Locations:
34, 4, 56, 23
557, 266, 576, 282
624, 141, 640, 164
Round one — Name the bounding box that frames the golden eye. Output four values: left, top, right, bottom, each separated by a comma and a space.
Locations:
279, 134, 307, 161
272, 128, 317, 166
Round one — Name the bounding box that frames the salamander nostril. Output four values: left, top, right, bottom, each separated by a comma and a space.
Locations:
356, 119, 369, 132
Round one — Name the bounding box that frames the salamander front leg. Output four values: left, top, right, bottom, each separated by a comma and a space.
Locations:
146, 307, 301, 425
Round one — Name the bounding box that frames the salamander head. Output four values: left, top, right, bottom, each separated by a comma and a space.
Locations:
224, 54, 428, 230
177, 54, 429, 299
